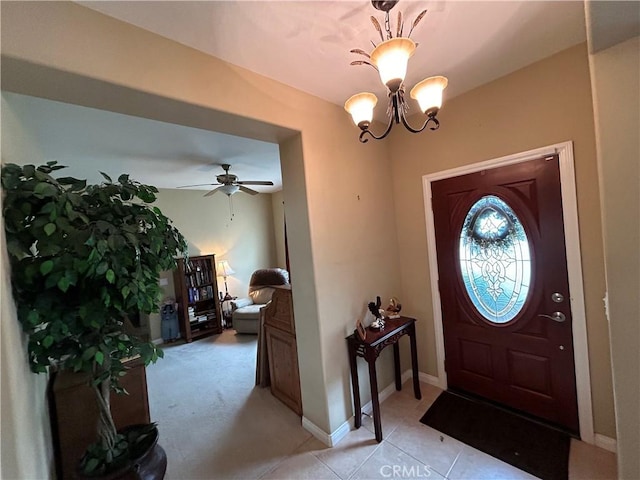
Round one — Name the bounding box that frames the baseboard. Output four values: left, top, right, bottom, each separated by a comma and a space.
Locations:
302, 416, 351, 447
152, 338, 163, 345
361, 376, 404, 415
311, 377, 402, 447
399, 370, 443, 389
419, 371, 444, 388
309, 370, 444, 448
594, 433, 617, 453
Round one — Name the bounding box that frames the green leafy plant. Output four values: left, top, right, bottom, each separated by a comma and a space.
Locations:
2, 162, 187, 475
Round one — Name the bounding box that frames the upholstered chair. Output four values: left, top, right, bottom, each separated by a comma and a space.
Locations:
231, 268, 290, 334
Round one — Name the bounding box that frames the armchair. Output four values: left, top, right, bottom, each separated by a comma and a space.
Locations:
231, 268, 290, 334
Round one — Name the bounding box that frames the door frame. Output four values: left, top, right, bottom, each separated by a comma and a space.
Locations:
423, 141, 594, 443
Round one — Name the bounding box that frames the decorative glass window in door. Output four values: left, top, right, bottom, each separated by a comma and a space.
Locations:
459, 195, 531, 323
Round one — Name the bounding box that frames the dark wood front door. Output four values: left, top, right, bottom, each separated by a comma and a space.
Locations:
432, 155, 579, 433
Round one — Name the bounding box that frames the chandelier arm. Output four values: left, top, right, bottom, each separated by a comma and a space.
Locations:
399, 111, 440, 134
359, 116, 395, 143
391, 92, 401, 124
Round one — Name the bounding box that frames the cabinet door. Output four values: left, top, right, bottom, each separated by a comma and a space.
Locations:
265, 325, 302, 415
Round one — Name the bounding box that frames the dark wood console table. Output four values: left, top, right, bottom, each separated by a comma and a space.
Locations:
346, 316, 421, 442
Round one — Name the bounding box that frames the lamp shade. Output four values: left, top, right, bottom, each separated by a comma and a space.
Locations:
370, 38, 416, 92
344, 92, 378, 127
410, 76, 448, 115
217, 260, 235, 277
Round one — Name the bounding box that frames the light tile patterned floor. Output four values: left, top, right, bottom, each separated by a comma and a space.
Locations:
258, 381, 617, 480
149, 332, 617, 480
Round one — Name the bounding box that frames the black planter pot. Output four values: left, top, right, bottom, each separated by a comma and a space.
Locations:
77, 425, 167, 480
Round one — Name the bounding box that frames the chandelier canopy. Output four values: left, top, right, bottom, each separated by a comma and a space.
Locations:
344, 0, 448, 143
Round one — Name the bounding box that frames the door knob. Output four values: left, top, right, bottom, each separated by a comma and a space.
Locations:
538, 311, 566, 323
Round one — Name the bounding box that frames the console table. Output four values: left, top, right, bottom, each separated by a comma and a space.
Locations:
346, 316, 421, 442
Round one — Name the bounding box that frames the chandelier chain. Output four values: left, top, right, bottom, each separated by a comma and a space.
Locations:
384, 12, 393, 40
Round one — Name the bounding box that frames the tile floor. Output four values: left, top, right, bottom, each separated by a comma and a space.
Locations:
258, 381, 617, 480
149, 332, 616, 479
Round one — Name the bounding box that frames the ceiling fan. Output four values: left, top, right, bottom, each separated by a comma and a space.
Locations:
178, 164, 274, 197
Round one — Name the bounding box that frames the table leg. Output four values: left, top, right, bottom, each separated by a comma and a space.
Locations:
347, 340, 362, 428
409, 324, 422, 400
393, 343, 401, 391
367, 359, 383, 442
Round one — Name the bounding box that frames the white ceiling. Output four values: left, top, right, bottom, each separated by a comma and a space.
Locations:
79, 1, 587, 107
2, 92, 282, 192
4, 1, 589, 191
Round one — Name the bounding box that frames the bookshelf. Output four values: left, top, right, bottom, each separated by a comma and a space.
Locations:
173, 254, 223, 342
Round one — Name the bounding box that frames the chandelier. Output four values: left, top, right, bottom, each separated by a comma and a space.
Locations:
344, 0, 448, 143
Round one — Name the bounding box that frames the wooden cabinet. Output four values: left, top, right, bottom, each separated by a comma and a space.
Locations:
49, 359, 150, 479
264, 288, 302, 415
173, 255, 223, 342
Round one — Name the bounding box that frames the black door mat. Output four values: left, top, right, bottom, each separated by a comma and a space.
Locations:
420, 391, 571, 480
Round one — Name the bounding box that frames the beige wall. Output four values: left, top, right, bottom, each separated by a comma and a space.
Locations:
588, 36, 640, 477
0, 96, 54, 478
149, 188, 277, 340
1, 218, 54, 480
271, 190, 287, 269
389, 43, 616, 438
0, 2, 400, 463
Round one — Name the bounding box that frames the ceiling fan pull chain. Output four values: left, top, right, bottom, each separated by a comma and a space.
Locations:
228, 195, 235, 221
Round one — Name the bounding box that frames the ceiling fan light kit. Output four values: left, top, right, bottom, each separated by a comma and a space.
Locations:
217, 184, 240, 196
177, 163, 275, 219
345, 0, 448, 143
178, 163, 274, 197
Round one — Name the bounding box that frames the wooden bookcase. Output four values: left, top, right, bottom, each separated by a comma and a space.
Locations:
173, 255, 223, 342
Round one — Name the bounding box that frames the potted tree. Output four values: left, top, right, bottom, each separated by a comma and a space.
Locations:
1, 161, 187, 478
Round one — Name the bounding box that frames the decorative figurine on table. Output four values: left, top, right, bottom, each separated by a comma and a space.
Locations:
368, 296, 385, 331
385, 297, 402, 319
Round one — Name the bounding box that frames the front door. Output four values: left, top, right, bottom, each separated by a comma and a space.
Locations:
431, 155, 579, 433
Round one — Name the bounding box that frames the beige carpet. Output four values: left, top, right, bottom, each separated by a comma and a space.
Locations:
146, 330, 314, 479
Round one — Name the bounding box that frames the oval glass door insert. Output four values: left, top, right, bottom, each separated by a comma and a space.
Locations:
458, 195, 531, 323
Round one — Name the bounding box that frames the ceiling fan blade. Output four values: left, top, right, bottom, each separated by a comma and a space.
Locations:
204, 187, 223, 197
236, 181, 274, 186
239, 186, 259, 196
177, 183, 220, 189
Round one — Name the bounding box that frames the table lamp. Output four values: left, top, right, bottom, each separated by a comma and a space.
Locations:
217, 260, 235, 301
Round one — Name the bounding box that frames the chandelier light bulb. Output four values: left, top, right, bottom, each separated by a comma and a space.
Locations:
344, 92, 378, 128
370, 38, 416, 92
410, 76, 449, 116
